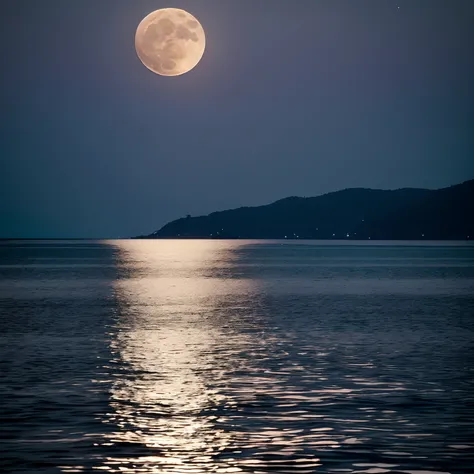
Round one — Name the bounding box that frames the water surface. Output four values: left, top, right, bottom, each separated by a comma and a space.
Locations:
1, 240, 473, 473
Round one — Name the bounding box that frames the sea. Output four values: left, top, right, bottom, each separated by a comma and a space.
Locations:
1, 240, 474, 474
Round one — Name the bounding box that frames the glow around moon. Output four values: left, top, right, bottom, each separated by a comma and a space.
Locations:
135, 8, 205, 77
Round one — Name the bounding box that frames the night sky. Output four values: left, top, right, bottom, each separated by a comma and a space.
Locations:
1, 0, 473, 238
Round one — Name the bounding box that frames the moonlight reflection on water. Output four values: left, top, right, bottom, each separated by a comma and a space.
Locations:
104, 241, 261, 471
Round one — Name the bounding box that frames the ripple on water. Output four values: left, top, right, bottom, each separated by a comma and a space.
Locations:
1, 240, 474, 473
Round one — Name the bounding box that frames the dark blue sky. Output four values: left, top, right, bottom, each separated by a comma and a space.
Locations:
1, 0, 473, 238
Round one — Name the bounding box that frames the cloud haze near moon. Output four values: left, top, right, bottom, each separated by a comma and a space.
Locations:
135, 8, 206, 76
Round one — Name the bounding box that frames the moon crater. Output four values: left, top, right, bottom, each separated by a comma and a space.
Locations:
135, 8, 205, 76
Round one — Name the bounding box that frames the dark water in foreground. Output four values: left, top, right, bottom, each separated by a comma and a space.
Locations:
1, 240, 474, 474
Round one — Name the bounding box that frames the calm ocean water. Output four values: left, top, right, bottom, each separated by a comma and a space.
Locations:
1, 240, 474, 474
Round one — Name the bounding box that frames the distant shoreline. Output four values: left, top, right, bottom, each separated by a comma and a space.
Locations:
2, 238, 473, 244
139, 179, 474, 241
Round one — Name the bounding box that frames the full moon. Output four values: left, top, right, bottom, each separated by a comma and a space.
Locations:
135, 8, 206, 77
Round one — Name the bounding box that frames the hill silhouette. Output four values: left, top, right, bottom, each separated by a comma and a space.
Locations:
138, 179, 474, 240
